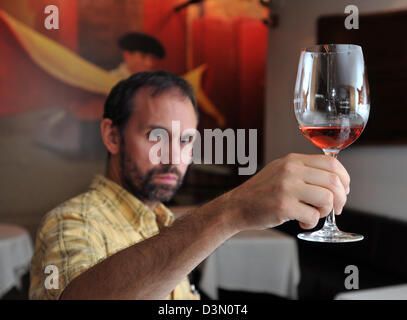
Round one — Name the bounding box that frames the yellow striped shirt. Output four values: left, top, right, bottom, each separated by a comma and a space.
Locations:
29, 174, 199, 300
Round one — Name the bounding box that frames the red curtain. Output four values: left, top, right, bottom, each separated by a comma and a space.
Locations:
143, 0, 187, 75
192, 16, 266, 132
143, 2, 267, 132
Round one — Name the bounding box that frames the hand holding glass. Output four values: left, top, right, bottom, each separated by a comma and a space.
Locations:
294, 44, 370, 243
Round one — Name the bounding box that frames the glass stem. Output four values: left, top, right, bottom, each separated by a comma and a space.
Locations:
322, 150, 340, 232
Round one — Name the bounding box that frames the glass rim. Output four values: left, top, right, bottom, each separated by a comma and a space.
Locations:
303, 44, 362, 54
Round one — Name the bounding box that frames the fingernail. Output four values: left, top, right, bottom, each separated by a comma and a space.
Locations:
336, 207, 342, 215
346, 186, 350, 194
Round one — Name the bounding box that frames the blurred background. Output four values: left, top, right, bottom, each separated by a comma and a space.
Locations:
1, 0, 407, 301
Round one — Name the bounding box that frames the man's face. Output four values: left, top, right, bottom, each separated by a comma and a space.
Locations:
119, 88, 198, 203
123, 51, 157, 74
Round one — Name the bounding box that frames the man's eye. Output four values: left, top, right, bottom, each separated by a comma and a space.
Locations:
181, 136, 192, 144
149, 131, 162, 140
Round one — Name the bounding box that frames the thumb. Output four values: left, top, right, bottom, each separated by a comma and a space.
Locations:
299, 221, 318, 230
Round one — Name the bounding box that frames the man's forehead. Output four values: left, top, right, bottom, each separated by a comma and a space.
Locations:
130, 87, 197, 127
134, 86, 189, 103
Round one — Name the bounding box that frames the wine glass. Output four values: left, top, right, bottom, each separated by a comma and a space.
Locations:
294, 44, 370, 243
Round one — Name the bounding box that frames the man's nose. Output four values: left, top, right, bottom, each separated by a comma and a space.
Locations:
168, 139, 181, 165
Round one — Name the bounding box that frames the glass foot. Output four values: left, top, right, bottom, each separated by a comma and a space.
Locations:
298, 228, 364, 243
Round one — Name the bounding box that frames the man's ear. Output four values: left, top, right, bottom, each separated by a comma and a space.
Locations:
101, 119, 121, 155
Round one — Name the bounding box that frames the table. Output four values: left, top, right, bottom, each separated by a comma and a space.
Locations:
335, 284, 407, 300
0, 224, 33, 298
199, 229, 300, 300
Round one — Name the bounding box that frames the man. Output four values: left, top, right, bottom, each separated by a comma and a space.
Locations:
110, 32, 166, 78
29, 70, 350, 300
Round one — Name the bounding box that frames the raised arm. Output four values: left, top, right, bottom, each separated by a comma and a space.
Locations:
60, 153, 350, 299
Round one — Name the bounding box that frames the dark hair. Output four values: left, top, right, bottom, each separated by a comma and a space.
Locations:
118, 32, 166, 59
103, 70, 198, 134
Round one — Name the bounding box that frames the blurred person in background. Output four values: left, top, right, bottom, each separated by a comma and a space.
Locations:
110, 32, 166, 78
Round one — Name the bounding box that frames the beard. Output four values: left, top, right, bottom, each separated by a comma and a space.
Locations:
119, 142, 184, 203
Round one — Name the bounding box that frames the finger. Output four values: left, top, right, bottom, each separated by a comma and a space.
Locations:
287, 200, 320, 229
292, 182, 334, 217
298, 154, 350, 193
301, 168, 347, 214
299, 221, 318, 230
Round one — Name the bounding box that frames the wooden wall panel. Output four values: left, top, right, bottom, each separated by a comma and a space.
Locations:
318, 10, 407, 144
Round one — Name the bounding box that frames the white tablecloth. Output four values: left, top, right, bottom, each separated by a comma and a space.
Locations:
335, 284, 407, 300
200, 229, 300, 299
0, 224, 33, 297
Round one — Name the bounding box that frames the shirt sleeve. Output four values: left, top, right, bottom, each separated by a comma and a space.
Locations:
29, 208, 105, 300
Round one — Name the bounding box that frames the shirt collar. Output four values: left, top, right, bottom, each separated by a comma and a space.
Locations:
89, 175, 174, 234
